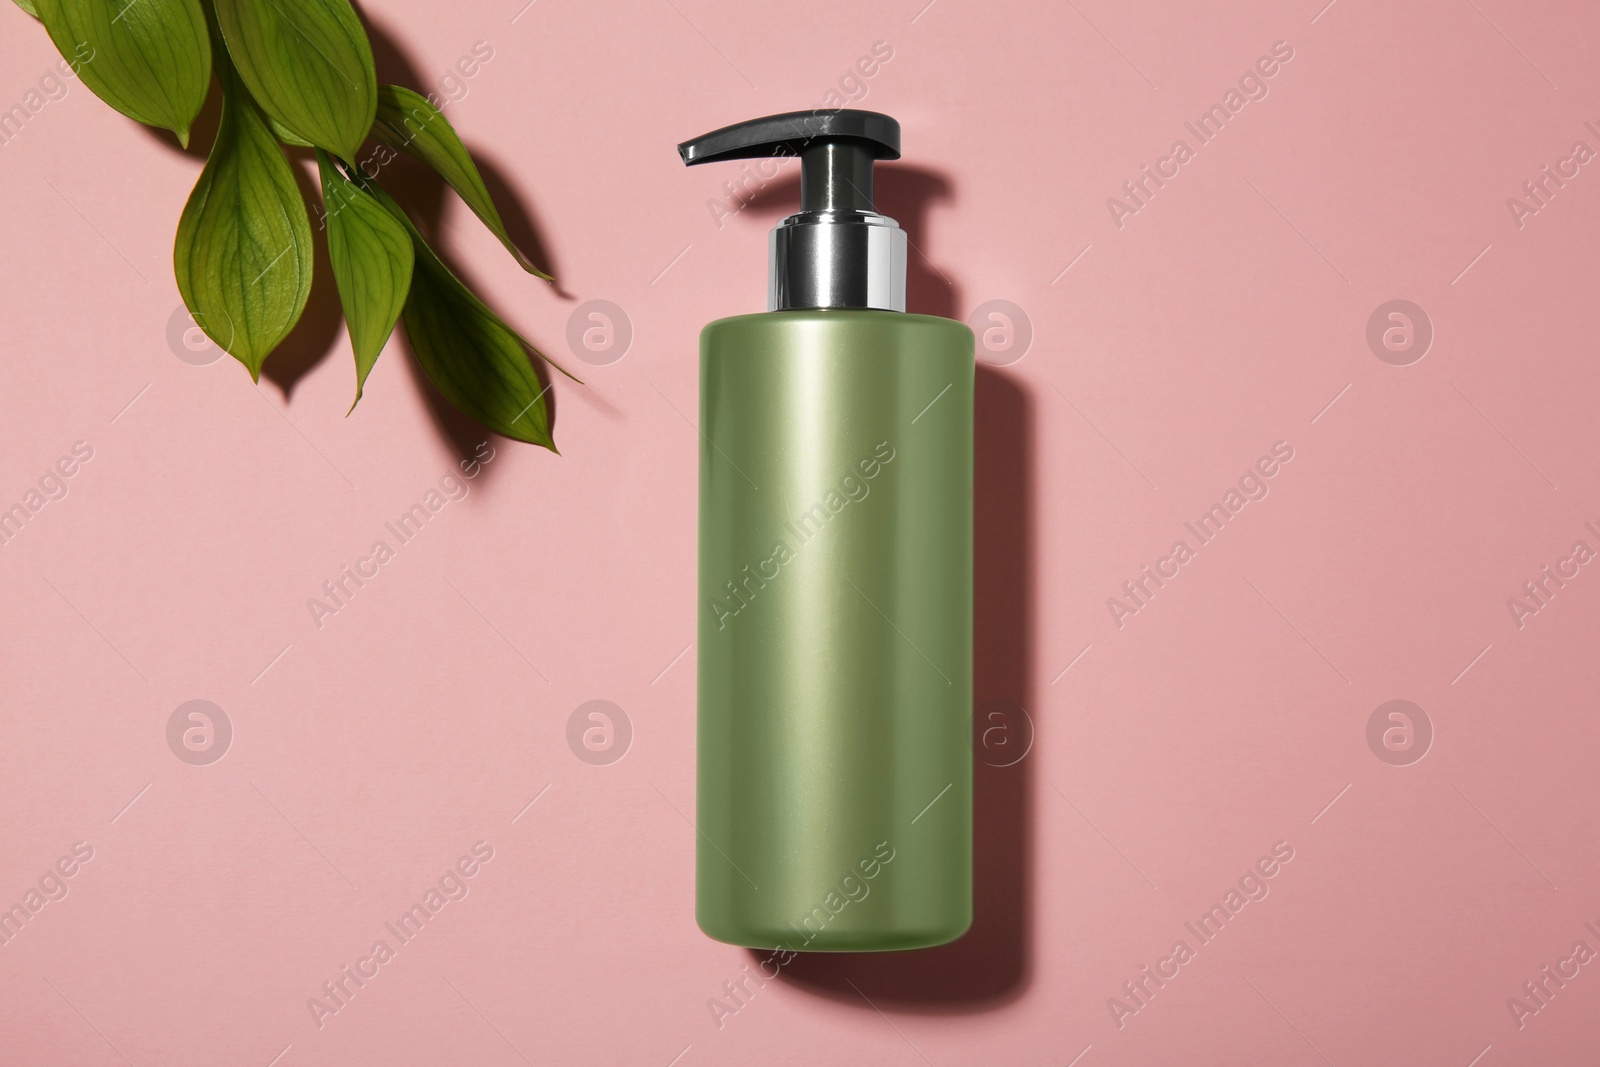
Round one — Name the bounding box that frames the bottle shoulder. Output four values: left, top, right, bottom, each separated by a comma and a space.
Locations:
702, 309, 973, 339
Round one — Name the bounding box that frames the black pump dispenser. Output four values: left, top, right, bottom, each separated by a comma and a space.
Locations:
678, 110, 900, 212
678, 110, 907, 312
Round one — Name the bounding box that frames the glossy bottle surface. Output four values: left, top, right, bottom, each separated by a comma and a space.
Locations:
697, 310, 974, 951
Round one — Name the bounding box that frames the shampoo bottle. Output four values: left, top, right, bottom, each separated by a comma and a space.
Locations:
680, 110, 974, 951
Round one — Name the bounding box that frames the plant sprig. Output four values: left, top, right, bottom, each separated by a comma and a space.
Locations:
19, 0, 564, 450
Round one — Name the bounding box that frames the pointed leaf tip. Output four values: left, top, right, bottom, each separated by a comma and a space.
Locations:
373, 85, 553, 279
174, 61, 313, 379
366, 185, 557, 450
318, 151, 414, 412
35, 0, 211, 141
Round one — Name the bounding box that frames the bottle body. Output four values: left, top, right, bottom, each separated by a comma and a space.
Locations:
696, 309, 974, 952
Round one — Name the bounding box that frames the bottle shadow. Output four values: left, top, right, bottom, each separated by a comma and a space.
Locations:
737, 165, 1036, 1012
133, 11, 566, 474
750, 367, 1035, 1013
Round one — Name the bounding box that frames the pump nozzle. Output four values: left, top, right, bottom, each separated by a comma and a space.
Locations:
679, 110, 907, 312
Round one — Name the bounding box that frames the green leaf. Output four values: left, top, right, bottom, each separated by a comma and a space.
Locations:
268, 114, 314, 147
373, 85, 552, 280
34, 0, 211, 146
174, 62, 313, 380
367, 184, 564, 450
317, 150, 412, 412
212, 0, 375, 159
13, 0, 39, 17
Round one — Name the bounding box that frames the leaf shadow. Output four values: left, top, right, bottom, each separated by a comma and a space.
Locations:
363, 10, 572, 469
135, 77, 347, 404
132, 76, 221, 160
136, 8, 569, 473
258, 154, 346, 402
473, 150, 573, 301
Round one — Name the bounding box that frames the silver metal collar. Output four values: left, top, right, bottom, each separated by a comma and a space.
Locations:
768, 210, 907, 312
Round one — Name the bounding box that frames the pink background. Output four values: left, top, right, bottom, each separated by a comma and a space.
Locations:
4, 0, 1600, 1063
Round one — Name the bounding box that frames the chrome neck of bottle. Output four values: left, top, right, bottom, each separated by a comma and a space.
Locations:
768, 210, 907, 312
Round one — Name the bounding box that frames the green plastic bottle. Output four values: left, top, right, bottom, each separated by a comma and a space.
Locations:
680, 111, 974, 951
